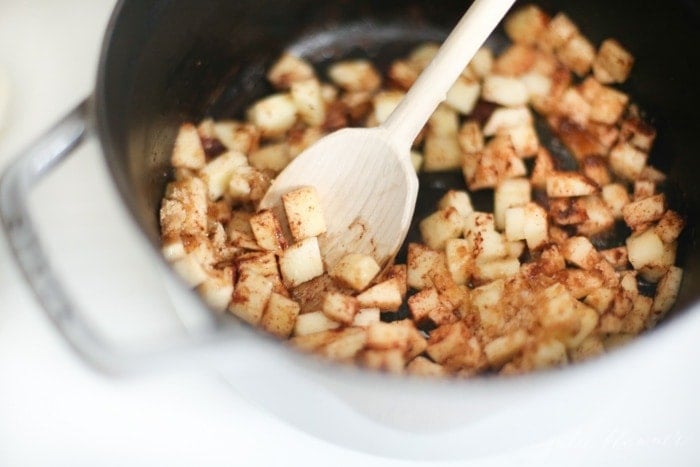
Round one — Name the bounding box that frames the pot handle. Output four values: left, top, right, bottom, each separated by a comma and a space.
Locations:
0, 99, 249, 374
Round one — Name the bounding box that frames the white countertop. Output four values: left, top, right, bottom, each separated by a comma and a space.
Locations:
0, 1, 697, 466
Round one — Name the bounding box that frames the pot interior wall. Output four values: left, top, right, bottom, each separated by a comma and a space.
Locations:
96, 0, 700, 325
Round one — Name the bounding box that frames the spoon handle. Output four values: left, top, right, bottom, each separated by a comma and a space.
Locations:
382, 0, 516, 151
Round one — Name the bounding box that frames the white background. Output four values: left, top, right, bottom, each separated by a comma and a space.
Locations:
0, 1, 698, 466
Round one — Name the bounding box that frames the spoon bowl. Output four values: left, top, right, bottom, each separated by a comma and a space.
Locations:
259, 0, 516, 268
259, 126, 418, 268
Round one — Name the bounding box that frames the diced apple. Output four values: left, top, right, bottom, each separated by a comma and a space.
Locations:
620, 117, 656, 152
228, 165, 272, 203
533, 244, 564, 274
236, 251, 285, 295
422, 131, 462, 171
267, 53, 316, 89
445, 238, 473, 286
583, 78, 629, 125
322, 291, 359, 325
621, 295, 653, 335
520, 71, 552, 99
249, 209, 288, 252
290, 78, 326, 127
279, 237, 324, 288
171, 251, 209, 288
433, 278, 468, 313
506, 240, 526, 259
540, 13, 579, 52
469, 47, 494, 77
160, 177, 208, 238
601, 183, 631, 219
406, 356, 447, 377
525, 338, 570, 370
484, 329, 528, 368
212, 121, 260, 155
359, 349, 406, 374
548, 197, 588, 225
408, 287, 454, 326
569, 336, 605, 363
482, 75, 529, 107
500, 123, 539, 158
640, 166, 666, 184
655, 210, 685, 244
557, 34, 595, 76
229, 272, 274, 325
445, 76, 481, 115
290, 330, 337, 353
473, 257, 520, 282
523, 202, 549, 250
411, 150, 424, 172
438, 190, 474, 218
387, 60, 418, 90
466, 226, 508, 263
282, 186, 327, 241
366, 321, 413, 350
260, 292, 301, 338
419, 207, 465, 250
457, 120, 485, 154
530, 146, 556, 189
171, 123, 206, 170
161, 236, 186, 262
633, 180, 655, 201
609, 142, 648, 181
626, 229, 664, 270
483, 106, 533, 136
330, 253, 381, 292
600, 246, 629, 270
592, 39, 634, 84
428, 104, 459, 136
538, 283, 582, 333
561, 236, 600, 270
293, 311, 341, 336
494, 43, 536, 76
471, 279, 505, 317
638, 241, 677, 283
504, 4, 549, 45
319, 327, 368, 361
340, 91, 372, 122
494, 178, 531, 230
352, 308, 381, 327
584, 287, 616, 314
581, 155, 612, 188
649, 266, 683, 326
356, 278, 403, 312
426, 321, 474, 365
227, 210, 253, 236
560, 268, 605, 299
577, 195, 615, 236
463, 135, 527, 190
248, 143, 290, 173
408, 43, 439, 71
407, 243, 448, 290
197, 268, 234, 313
373, 90, 405, 124
375, 264, 408, 298
328, 59, 381, 92
622, 194, 666, 229
555, 88, 590, 126
247, 93, 298, 138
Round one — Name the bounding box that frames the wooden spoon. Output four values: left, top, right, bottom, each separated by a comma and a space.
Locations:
259, 0, 515, 268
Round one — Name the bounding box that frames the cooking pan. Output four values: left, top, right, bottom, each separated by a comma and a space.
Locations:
2, 0, 699, 460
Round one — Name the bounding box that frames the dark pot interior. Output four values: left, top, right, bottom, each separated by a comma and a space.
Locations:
96, 0, 700, 330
